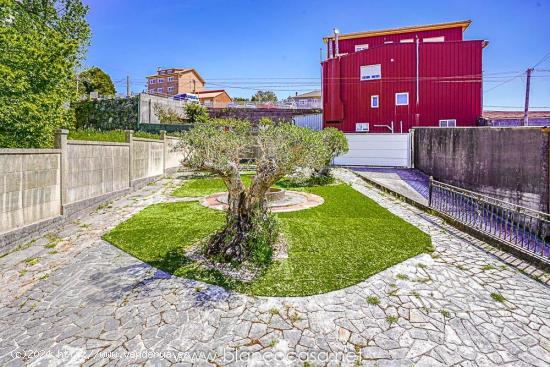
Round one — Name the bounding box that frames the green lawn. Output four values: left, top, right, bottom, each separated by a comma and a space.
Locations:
172, 175, 253, 197
104, 177, 432, 296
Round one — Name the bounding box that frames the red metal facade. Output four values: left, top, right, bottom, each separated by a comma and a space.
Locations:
322, 26, 484, 133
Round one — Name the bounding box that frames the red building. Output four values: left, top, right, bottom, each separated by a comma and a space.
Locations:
322, 20, 486, 133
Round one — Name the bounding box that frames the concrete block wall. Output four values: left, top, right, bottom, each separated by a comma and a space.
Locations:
0, 150, 61, 234
0, 129, 183, 253
66, 141, 130, 204
132, 139, 164, 180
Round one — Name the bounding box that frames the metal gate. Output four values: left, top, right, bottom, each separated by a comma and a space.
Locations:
333, 133, 411, 167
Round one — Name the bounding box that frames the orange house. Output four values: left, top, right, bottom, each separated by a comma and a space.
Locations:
196, 89, 232, 108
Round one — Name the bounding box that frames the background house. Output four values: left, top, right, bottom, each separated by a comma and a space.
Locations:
322, 20, 485, 133
290, 90, 322, 109
479, 111, 550, 127
146, 68, 205, 96
197, 89, 232, 108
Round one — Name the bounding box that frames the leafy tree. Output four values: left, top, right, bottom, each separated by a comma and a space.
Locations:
178, 118, 326, 263
251, 90, 277, 103
184, 103, 209, 124
0, 0, 91, 148
79, 67, 115, 97
318, 127, 348, 175
233, 97, 249, 102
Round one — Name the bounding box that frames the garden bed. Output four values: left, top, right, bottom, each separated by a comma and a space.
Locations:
104, 177, 432, 296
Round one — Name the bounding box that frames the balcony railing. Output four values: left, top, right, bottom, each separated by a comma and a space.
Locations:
428, 178, 550, 263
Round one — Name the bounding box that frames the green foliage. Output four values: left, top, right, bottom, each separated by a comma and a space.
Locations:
490, 292, 506, 302
105, 181, 433, 296
0, 0, 91, 148
247, 209, 278, 266
68, 128, 160, 142
73, 96, 139, 130
184, 103, 209, 124
172, 175, 254, 197
366, 295, 380, 305
78, 67, 115, 97
251, 90, 277, 102
153, 103, 185, 123
321, 127, 349, 165
233, 97, 249, 102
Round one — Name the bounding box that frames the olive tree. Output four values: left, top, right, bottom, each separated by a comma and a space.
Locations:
317, 127, 348, 176
179, 119, 326, 263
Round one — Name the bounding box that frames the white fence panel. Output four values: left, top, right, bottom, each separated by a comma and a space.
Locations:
333, 133, 411, 167
293, 113, 323, 131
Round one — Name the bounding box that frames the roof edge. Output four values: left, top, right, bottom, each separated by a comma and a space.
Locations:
322, 20, 472, 43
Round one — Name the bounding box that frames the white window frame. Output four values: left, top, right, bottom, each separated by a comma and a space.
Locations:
149, 89, 155, 94
360, 64, 381, 81
157, 87, 163, 93
355, 122, 369, 132
157, 78, 164, 83
423, 36, 445, 43
167, 76, 174, 82
395, 92, 409, 106
439, 119, 457, 127
167, 86, 174, 92
400, 38, 414, 43
371, 95, 379, 108
355, 44, 369, 52
384, 40, 394, 44
149, 79, 156, 84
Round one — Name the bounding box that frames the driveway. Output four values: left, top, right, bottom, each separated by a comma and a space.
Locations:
0, 170, 549, 366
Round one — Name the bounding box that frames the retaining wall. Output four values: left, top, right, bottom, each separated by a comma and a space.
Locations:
413, 127, 549, 213
0, 130, 184, 254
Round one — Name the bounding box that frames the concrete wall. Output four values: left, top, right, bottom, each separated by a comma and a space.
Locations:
413, 127, 549, 213
66, 142, 130, 204
132, 139, 164, 180
0, 130, 183, 253
0, 150, 61, 234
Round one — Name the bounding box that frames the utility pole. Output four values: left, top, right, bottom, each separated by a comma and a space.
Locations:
522, 68, 533, 126
126, 75, 131, 97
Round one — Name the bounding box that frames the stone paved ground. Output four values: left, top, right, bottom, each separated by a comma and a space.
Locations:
0, 170, 549, 366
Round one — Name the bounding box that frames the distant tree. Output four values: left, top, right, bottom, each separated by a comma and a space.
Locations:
251, 90, 277, 103
79, 67, 115, 97
0, 0, 91, 148
153, 103, 185, 123
233, 97, 249, 102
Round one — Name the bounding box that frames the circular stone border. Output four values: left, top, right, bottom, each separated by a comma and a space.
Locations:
201, 190, 324, 213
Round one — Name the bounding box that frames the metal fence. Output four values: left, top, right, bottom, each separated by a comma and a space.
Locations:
428, 178, 550, 263
292, 113, 323, 130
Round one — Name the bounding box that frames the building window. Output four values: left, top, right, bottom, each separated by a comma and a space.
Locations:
149, 89, 155, 94
400, 38, 414, 43
167, 86, 174, 92
157, 87, 163, 93
395, 92, 409, 106
356, 122, 369, 132
149, 79, 155, 84
371, 95, 379, 108
360, 64, 381, 81
355, 44, 369, 52
384, 40, 394, 44
158, 78, 164, 83
423, 36, 445, 43
167, 76, 174, 82
439, 119, 457, 127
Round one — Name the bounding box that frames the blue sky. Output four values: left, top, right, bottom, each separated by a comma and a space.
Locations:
84, 0, 550, 110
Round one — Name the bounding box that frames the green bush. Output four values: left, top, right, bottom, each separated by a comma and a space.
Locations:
184, 103, 209, 124
68, 129, 160, 142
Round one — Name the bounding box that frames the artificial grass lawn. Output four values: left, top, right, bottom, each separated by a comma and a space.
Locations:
104, 179, 432, 296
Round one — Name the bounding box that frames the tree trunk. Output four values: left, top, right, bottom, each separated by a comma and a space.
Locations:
206, 190, 266, 262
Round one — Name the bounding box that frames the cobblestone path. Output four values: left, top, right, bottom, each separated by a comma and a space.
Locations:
0, 171, 549, 366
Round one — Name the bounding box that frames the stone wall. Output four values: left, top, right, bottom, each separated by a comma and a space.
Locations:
0, 150, 61, 234
0, 130, 184, 253
413, 127, 549, 213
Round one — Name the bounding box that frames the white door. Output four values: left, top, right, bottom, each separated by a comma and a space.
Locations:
333, 133, 411, 167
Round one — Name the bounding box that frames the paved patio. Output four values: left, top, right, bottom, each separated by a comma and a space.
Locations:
0, 170, 549, 366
